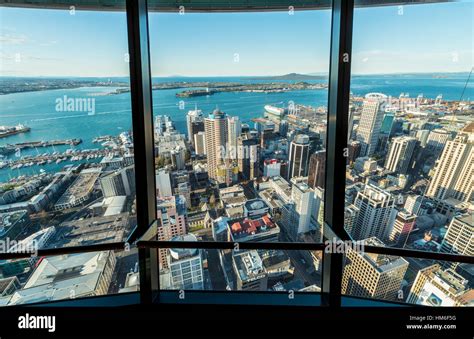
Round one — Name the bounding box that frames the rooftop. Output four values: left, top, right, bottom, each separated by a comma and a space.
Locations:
56, 213, 129, 247
233, 250, 265, 283
244, 199, 268, 212
9, 251, 114, 305
229, 215, 278, 241
362, 237, 409, 273
55, 168, 101, 207
169, 234, 199, 261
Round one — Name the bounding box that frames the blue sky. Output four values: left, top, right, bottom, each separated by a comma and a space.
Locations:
0, 2, 472, 77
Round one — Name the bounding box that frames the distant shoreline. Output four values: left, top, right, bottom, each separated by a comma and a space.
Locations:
0, 72, 471, 96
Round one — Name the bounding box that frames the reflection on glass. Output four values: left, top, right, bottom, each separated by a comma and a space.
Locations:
342, 243, 473, 306
159, 238, 322, 292
0, 248, 138, 306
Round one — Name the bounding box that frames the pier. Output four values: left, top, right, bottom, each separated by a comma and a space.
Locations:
5, 148, 111, 170
0, 139, 82, 155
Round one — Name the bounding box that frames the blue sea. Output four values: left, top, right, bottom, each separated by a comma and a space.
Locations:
0, 74, 472, 183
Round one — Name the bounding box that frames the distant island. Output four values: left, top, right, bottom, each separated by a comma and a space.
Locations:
251, 73, 327, 80
0, 77, 328, 96
174, 81, 327, 98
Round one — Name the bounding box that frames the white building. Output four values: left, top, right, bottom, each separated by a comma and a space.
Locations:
155, 169, 172, 197
168, 234, 204, 290
407, 264, 472, 306
440, 212, 473, 258
426, 128, 451, 154
194, 131, 206, 156
355, 93, 387, 156
426, 123, 473, 204
186, 107, 203, 144
352, 184, 396, 241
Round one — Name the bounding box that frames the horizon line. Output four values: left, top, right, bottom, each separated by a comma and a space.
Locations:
1, 70, 472, 78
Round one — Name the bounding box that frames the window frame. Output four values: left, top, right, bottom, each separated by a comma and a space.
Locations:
0, 0, 472, 308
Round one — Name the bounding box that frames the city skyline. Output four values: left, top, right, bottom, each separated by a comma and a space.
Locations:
0, 2, 472, 77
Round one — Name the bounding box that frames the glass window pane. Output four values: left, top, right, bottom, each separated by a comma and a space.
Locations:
148, 5, 331, 243
0, 247, 138, 306
159, 246, 322, 292
345, 1, 473, 257
0, 3, 138, 305
342, 246, 473, 307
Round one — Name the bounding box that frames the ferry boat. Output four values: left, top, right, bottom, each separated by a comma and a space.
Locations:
0, 124, 31, 138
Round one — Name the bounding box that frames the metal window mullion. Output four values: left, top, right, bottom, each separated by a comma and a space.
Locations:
322, 0, 354, 307
126, 0, 158, 304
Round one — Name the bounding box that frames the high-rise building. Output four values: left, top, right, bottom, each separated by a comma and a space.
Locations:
342, 237, 409, 301
186, 107, 203, 147
99, 166, 135, 198
404, 195, 423, 215
416, 129, 430, 147
156, 195, 188, 268
388, 210, 416, 247
440, 212, 473, 258
426, 123, 473, 203
288, 134, 310, 180
227, 116, 241, 160
281, 177, 318, 240
344, 204, 359, 237
194, 131, 206, 156
407, 264, 472, 306
155, 169, 172, 197
384, 136, 417, 174
237, 132, 259, 180
168, 234, 204, 290
355, 93, 387, 156
352, 184, 396, 241
204, 109, 228, 181
307, 150, 326, 189
170, 146, 186, 170
377, 113, 394, 153
426, 128, 451, 154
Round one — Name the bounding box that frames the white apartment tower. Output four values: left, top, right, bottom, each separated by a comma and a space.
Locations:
426, 123, 473, 203
355, 93, 387, 156
352, 184, 396, 241
186, 107, 203, 146
440, 212, 473, 258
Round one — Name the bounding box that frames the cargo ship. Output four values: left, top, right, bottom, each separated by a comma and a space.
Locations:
0, 124, 31, 138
